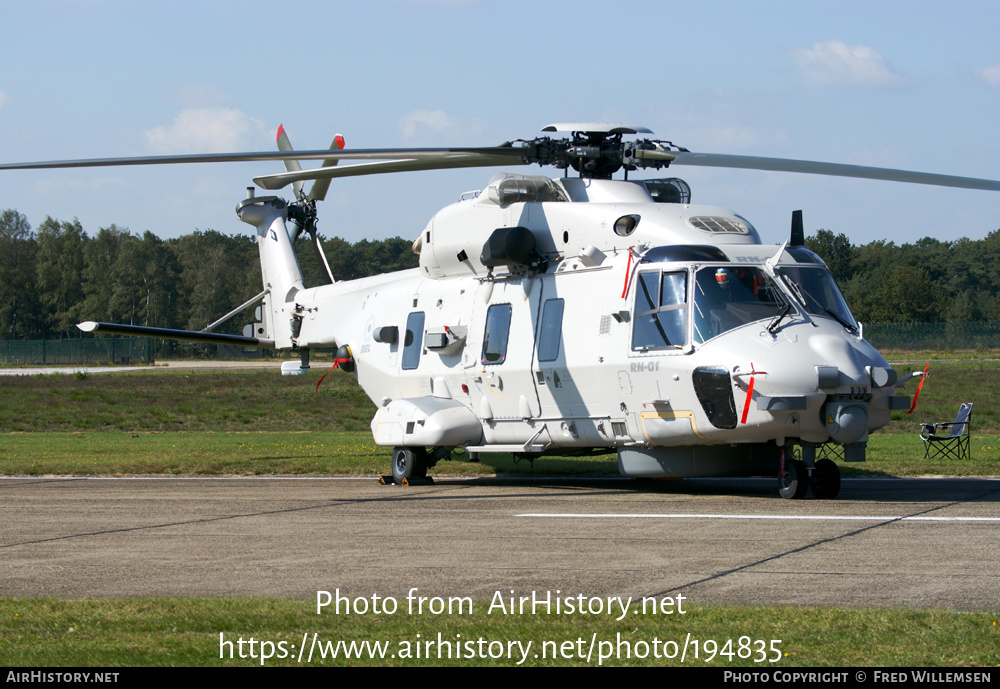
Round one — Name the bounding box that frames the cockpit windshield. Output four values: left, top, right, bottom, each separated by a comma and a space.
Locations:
630, 264, 854, 350
692, 266, 786, 344
776, 266, 857, 333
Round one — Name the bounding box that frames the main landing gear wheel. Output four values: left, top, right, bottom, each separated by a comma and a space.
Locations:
391, 446, 427, 484
778, 458, 809, 499
809, 458, 841, 499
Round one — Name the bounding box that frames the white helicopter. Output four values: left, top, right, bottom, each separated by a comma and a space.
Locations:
5, 124, 999, 498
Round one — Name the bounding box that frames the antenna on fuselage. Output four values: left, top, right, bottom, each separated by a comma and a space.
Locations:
790, 209, 804, 247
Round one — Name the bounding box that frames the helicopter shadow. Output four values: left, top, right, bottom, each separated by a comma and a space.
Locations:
427, 473, 1000, 506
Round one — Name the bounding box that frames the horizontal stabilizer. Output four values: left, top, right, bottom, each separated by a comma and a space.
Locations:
78, 321, 274, 348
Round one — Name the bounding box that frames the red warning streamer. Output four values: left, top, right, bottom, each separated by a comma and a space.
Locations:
906, 364, 930, 414
315, 358, 352, 393
621, 246, 635, 298
740, 363, 757, 425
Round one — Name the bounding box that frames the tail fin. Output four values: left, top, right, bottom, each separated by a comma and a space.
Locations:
238, 125, 346, 349
236, 191, 304, 349
276, 124, 344, 284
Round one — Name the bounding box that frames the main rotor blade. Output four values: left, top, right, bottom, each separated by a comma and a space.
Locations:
670, 152, 1000, 192
0, 147, 524, 171
9, 138, 995, 194
254, 154, 526, 190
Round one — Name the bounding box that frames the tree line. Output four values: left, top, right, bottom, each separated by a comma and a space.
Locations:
3, 208, 999, 343
805, 229, 1000, 323
0, 209, 418, 342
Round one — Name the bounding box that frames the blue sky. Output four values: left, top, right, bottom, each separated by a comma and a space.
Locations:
2, 0, 998, 247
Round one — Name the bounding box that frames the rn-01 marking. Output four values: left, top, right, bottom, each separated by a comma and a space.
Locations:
630, 360, 661, 373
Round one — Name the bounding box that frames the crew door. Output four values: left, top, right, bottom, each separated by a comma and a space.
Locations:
466, 279, 542, 426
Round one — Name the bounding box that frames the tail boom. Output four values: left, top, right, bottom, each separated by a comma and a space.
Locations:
236, 193, 306, 349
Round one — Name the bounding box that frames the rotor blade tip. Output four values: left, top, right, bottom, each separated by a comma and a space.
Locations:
335, 134, 345, 150
276, 124, 285, 142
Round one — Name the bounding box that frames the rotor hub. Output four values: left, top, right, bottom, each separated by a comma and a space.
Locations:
521, 126, 688, 180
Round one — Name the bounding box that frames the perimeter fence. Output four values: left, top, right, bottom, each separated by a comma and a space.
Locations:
0, 338, 154, 365
862, 322, 1000, 351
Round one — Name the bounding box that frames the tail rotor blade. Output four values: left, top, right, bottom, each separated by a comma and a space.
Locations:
275, 124, 305, 198
308, 133, 346, 202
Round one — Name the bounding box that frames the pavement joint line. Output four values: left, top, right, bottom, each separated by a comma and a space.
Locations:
515, 513, 1000, 522
0, 499, 377, 550
640, 495, 987, 600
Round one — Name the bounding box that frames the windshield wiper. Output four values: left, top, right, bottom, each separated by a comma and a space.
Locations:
821, 306, 858, 334
765, 273, 794, 334
767, 302, 791, 334
779, 273, 807, 308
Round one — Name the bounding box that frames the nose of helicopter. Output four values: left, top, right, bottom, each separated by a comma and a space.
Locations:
720, 323, 893, 446
807, 332, 871, 382
733, 329, 875, 393
807, 333, 874, 444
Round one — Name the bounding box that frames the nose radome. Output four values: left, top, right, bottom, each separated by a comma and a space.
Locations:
808, 333, 867, 383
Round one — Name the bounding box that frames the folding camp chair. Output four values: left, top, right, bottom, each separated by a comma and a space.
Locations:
920, 402, 973, 460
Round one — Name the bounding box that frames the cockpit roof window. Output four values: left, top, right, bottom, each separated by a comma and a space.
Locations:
640, 245, 729, 263
689, 216, 750, 234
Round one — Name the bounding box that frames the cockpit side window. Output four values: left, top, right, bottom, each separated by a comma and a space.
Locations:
632, 271, 687, 350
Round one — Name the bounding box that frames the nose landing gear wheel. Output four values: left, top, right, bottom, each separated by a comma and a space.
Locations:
778, 458, 809, 499
391, 446, 428, 484
809, 458, 841, 499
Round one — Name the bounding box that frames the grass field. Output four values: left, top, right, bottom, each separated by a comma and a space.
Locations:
2, 597, 997, 667
1, 361, 996, 476
2, 360, 998, 667
3, 359, 997, 434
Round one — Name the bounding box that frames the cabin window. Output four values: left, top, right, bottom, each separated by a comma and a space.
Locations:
401, 311, 425, 370
538, 298, 565, 362
481, 304, 512, 365
632, 271, 687, 350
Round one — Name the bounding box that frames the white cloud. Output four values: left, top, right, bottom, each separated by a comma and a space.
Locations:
649, 100, 789, 152
788, 40, 905, 87
693, 124, 788, 151
397, 109, 485, 143
0, 87, 9, 109
144, 107, 269, 154
974, 64, 1000, 86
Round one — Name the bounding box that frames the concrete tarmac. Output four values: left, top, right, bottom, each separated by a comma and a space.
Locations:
1, 475, 998, 610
